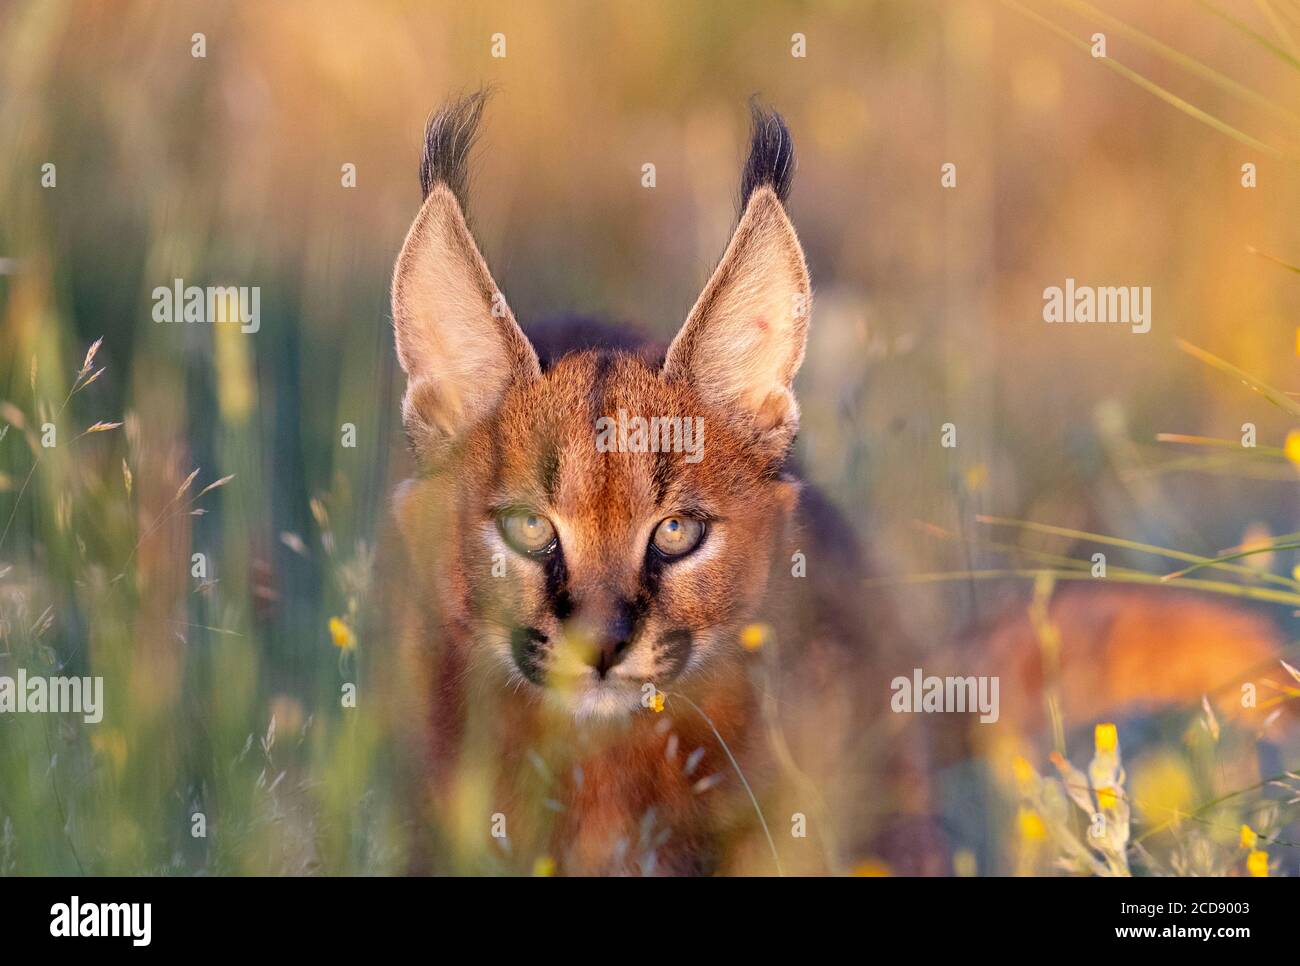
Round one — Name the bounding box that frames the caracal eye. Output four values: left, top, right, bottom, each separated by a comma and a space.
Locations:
652, 516, 705, 558
500, 512, 557, 556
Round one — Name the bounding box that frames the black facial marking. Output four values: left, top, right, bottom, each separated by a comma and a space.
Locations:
543, 548, 574, 621
510, 626, 549, 685
624, 590, 651, 634
641, 543, 665, 597
589, 351, 614, 428
655, 629, 693, 680
651, 448, 672, 506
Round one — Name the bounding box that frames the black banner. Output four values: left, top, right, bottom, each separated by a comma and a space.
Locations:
0, 876, 1290, 953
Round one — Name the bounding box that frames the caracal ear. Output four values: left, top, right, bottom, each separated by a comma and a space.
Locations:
391, 91, 540, 465
663, 105, 810, 458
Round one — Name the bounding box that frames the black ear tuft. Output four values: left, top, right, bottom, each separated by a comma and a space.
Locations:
420, 88, 491, 205
739, 99, 795, 208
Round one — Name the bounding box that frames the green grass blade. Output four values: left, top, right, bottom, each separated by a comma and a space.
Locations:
1003, 0, 1293, 158
1163, 542, 1300, 581
1197, 0, 1300, 71
1177, 338, 1300, 418
1056, 0, 1300, 129
872, 567, 1300, 608
977, 514, 1300, 588
1247, 244, 1300, 274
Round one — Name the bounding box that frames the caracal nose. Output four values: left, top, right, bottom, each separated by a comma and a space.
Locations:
573, 601, 636, 677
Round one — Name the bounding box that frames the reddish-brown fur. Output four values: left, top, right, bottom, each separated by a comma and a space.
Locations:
381, 347, 886, 874
377, 95, 1284, 877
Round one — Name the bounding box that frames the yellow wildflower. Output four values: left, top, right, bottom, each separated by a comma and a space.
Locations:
1247, 849, 1269, 877
651, 690, 666, 713
1094, 722, 1118, 754
1287, 430, 1300, 466
1012, 755, 1036, 788
1018, 808, 1047, 842
739, 623, 769, 651
1096, 786, 1119, 810
532, 855, 556, 877
329, 616, 356, 651
1239, 824, 1258, 850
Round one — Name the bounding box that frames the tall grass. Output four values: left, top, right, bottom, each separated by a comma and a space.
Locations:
1, 0, 1299, 875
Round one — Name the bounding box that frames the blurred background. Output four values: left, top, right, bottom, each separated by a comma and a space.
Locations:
1, 0, 1299, 875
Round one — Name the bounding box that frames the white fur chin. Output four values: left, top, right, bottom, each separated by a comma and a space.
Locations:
547, 680, 643, 721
